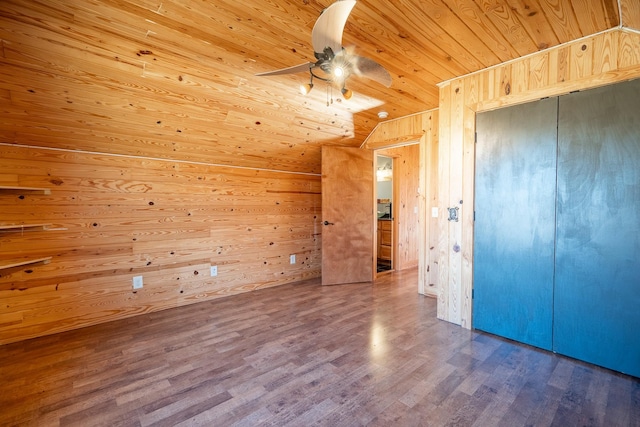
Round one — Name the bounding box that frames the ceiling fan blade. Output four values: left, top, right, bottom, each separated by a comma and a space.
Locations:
352, 56, 392, 88
312, 0, 356, 55
255, 62, 314, 76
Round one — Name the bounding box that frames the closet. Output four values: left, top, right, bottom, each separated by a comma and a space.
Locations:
473, 79, 640, 378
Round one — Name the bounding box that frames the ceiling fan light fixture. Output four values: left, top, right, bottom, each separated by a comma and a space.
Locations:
341, 87, 353, 100
256, 1, 392, 99
300, 82, 313, 95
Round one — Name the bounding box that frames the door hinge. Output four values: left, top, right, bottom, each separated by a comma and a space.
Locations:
472, 289, 475, 299
474, 132, 478, 143
473, 210, 476, 221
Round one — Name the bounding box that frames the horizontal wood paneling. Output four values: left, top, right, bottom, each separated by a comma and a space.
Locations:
0, 144, 321, 344
437, 29, 640, 328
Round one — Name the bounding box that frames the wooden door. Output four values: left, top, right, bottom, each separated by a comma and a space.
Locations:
321, 146, 374, 286
473, 98, 558, 350
554, 80, 640, 377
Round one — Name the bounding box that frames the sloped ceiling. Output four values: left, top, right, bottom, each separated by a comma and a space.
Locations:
0, 0, 637, 173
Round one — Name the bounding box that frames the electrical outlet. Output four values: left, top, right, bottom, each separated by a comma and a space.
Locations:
210, 265, 218, 277
132, 275, 143, 290
290, 254, 296, 264
432, 207, 438, 218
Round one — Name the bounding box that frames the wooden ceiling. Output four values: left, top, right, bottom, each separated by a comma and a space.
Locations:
1, 0, 638, 173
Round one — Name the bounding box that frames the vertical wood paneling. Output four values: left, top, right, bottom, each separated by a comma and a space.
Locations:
528, 52, 549, 91
499, 64, 512, 98
0, 145, 321, 344
592, 31, 617, 74
418, 134, 428, 296
418, 110, 439, 297
437, 29, 640, 327
437, 85, 452, 321
555, 45, 570, 84
428, 112, 440, 297
512, 60, 529, 95
568, 38, 594, 81
447, 82, 465, 326
618, 30, 640, 68
461, 79, 478, 328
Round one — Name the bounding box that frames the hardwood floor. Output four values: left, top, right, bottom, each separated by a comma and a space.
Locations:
1, 268, 639, 426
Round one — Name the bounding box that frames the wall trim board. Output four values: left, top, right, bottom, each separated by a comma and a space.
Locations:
0, 143, 322, 177
623, 27, 640, 35
437, 28, 640, 328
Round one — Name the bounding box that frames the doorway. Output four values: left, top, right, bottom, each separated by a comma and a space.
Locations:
376, 155, 393, 273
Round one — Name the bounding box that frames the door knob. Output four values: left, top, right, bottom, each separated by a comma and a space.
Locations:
323, 220, 334, 226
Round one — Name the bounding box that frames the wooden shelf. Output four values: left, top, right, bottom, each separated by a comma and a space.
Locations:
0, 186, 54, 273
0, 223, 52, 232
0, 257, 52, 271
0, 186, 51, 195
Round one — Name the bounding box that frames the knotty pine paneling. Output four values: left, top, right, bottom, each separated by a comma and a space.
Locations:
437, 29, 640, 328
0, 144, 321, 345
420, 110, 439, 298
0, 0, 358, 174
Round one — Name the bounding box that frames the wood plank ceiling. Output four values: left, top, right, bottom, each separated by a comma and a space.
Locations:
0, 0, 634, 173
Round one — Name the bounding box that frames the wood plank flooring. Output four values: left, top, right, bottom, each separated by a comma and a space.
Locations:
1, 268, 639, 426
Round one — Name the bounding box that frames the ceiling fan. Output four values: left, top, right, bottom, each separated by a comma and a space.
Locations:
255, 0, 392, 100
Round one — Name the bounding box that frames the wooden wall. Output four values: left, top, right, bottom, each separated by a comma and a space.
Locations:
0, 144, 321, 345
437, 28, 640, 328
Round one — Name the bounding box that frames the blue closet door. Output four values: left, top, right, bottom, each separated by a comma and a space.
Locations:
554, 80, 640, 377
473, 97, 558, 350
